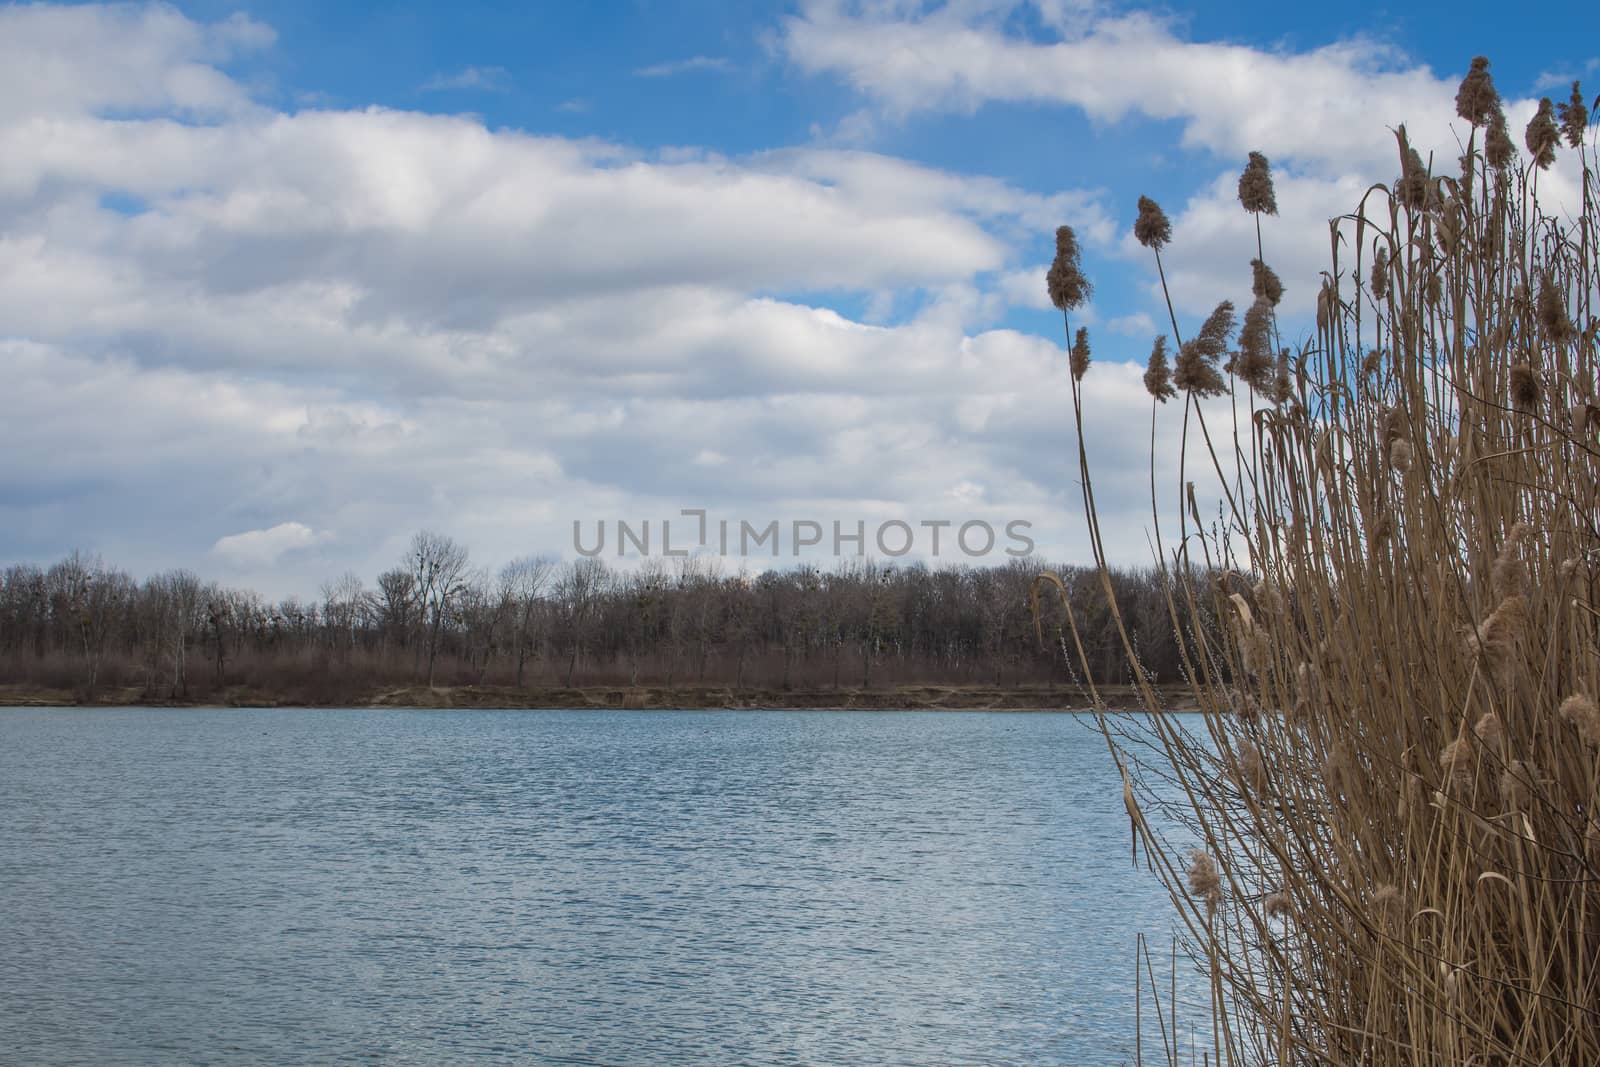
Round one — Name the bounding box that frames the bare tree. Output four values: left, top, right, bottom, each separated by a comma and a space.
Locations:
205, 597, 231, 685
320, 571, 371, 660
407, 531, 471, 688
500, 555, 554, 687
0, 544, 1199, 699
459, 571, 510, 685
151, 570, 201, 699
625, 561, 668, 686
555, 557, 607, 687
375, 568, 417, 660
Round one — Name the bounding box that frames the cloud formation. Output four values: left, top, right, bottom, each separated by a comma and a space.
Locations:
4, 1, 1584, 597
0, 2, 1127, 593
212, 522, 325, 567
634, 56, 736, 78
421, 66, 512, 93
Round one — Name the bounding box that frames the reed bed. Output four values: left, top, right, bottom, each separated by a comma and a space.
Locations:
1041, 62, 1600, 1064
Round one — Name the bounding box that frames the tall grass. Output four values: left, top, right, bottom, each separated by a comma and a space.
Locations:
1046, 63, 1600, 1063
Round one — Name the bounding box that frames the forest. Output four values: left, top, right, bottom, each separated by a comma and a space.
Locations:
0, 531, 1195, 705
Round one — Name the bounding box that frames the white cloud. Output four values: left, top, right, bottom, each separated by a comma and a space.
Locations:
1534, 59, 1600, 92
212, 523, 325, 567
1105, 312, 1156, 337
0, 2, 1137, 592
634, 56, 736, 78
775, 2, 1594, 357
8, 0, 1561, 596
780, 2, 1457, 177
0, 3, 272, 121
993, 266, 1052, 311
421, 66, 512, 93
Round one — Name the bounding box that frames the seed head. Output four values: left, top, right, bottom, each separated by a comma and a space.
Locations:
1264, 891, 1294, 920
1558, 81, 1589, 149
1436, 198, 1462, 254
1473, 711, 1505, 753
1292, 661, 1320, 721
1390, 437, 1414, 473
1538, 273, 1576, 346
1486, 106, 1516, 170
1251, 258, 1283, 307
1069, 326, 1091, 381
1176, 302, 1235, 397
1195, 300, 1237, 358
1175, 342, 1227, 397
1499, 760, 1537, 811
1395, 125, 1430, 212
1231, 298, 1275, 391
1238, 151, 1277, 215
1491, 524, 1530, 601
1368, 506, 1394, 547
1559, 693, 1600, 746
1134, 196, 1173, 250
1239, 625, 1272, 677
1371, 884, 1403, 931
1186, 850, 1223, 910
1144, 336, 1176, 402
1271, 350, 1292, 405
1370, 247, 1389, 300
1525, 98, 1560, 169
1252, 579, 1286, 617
1236, 740, 1266, 791
1470, 594, 1529, 664
1510, 363, 1538, 411
1382, 406, 1409, 446
1455, 57, 1500, 127
1439, 736, 1476, 791
1046, 226, 1091, 311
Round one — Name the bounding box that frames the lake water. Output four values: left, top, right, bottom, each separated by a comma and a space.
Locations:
0, 707, 1200, 1065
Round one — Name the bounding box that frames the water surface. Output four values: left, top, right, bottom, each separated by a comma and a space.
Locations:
0, 707, 1196, 1065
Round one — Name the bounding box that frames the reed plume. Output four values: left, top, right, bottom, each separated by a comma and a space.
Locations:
1144, 336, 1176, 402
1454, 56, 1499, 127
1525, 98, 1560, 169
1486, 106, 1516, 169
1558, 81, 1589, 148
1134, 196, 1173, 250
1249, 259, 1283, 307
1237, 152, 1277, 215
1174, 302, 1234, 397
1046, 226, 1090, 310
1069, 326, 1091, 381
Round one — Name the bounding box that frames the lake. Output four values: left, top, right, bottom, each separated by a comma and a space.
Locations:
0, 707, 1201, 1065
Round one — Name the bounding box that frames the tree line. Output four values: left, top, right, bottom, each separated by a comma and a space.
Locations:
0, 532, 1196, 703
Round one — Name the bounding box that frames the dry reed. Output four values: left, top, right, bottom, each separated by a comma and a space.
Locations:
1043, 56, 1600, 1065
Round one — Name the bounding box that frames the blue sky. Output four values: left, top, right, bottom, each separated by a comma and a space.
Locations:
0, 0, 1594, 593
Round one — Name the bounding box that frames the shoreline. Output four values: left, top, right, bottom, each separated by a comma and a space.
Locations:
0, 682, 1199, 713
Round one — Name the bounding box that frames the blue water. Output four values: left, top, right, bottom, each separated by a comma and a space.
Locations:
0, 707, 1194, 1065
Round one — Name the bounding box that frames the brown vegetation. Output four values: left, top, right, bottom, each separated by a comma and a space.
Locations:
1052, 59, 1600, 1065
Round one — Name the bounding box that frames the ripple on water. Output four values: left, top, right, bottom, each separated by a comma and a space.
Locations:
0, 707, 1202, 1066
